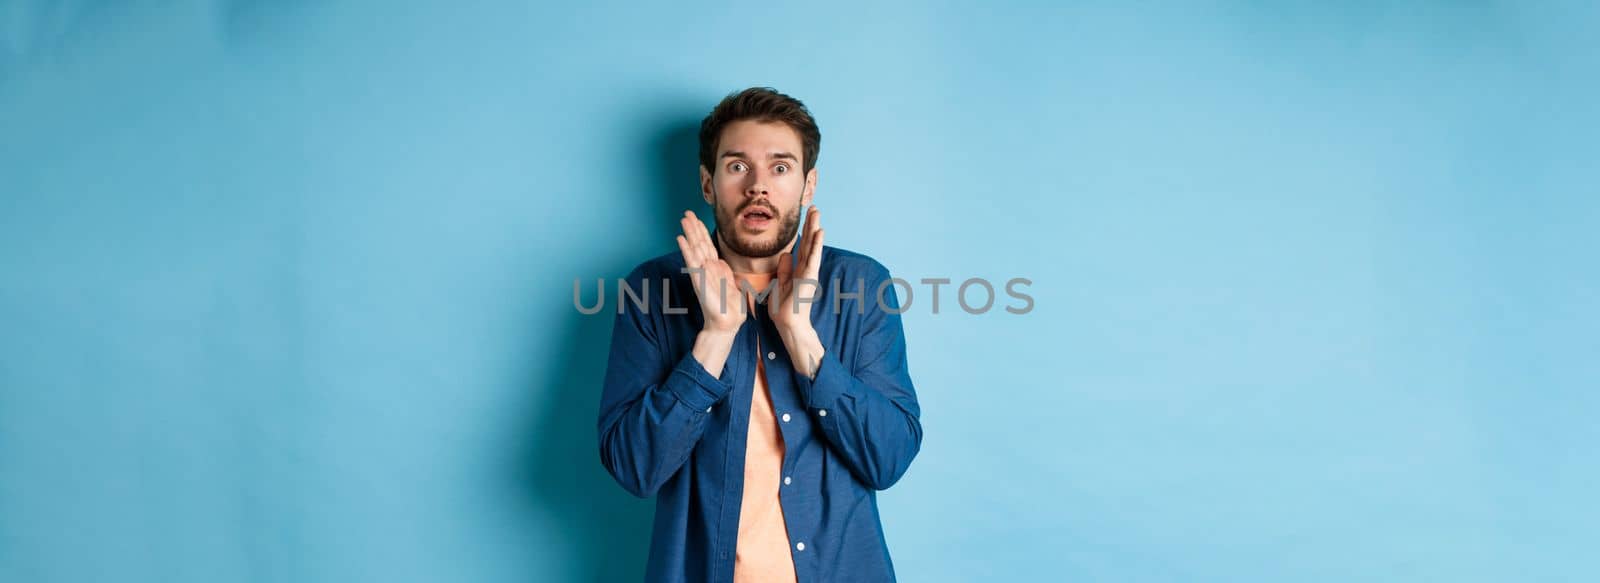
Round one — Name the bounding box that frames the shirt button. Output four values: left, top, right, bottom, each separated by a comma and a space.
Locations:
818, 409, 827, 417
767, 351, 776, 360
795, 542, 806, 552
706, 406, 713, 413
781, 413, 791, 423
784, 476, 791, 485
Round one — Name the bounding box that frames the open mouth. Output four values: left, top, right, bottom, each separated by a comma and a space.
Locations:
740, 206, 775, 228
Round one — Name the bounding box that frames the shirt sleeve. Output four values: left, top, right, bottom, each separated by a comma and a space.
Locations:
596, 267, 734, 498
792, 264, 924, 490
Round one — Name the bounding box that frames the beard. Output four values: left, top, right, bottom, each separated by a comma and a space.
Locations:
713, 197, 803, 259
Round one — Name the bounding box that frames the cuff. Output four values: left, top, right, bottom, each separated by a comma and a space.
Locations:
666, 351, 735, 411
794, 350, 850, 410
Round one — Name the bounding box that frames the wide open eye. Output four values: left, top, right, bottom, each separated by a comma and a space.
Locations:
774, 163, 789, 174
728, 161, 748, 173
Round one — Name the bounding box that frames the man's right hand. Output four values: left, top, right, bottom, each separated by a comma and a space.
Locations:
677, 210, 746, 335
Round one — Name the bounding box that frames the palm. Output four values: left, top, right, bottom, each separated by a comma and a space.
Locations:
677, 211, 746, 333
770, 207, 823, 330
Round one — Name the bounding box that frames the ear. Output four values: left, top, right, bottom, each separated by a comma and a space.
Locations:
699, 165, 715, 205
801, 167, 817, 207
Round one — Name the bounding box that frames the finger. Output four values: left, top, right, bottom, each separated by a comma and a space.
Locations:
680, 211, 700, 250
677, 234, 697, 269
805, 228, 825, 277
792, 208, 812, 261
679, 217, 703, 267
806, 205, 819, 249
693, 213, 717, 263
687, 210, 713, 249
682, 211, 704, 249
695, 215, 721, 262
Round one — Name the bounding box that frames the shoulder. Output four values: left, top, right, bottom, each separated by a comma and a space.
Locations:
821, 244, 892, 281
624, 249, 689, 282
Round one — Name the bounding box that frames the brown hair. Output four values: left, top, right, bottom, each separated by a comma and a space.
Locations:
698, 87, 822, 175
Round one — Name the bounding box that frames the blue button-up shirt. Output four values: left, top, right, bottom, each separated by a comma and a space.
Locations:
597, 229, 924, 582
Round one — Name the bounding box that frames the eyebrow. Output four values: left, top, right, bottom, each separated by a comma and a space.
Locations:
719, 151, 799, 161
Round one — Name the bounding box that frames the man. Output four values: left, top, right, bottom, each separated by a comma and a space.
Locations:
597, 87, 923, 582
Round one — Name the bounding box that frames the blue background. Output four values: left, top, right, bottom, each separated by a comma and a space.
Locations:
2, 1, 1596, 581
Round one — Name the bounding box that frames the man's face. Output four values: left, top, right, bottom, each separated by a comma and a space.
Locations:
701, 120, 816, 259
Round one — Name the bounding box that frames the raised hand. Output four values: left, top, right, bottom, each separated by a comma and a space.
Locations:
771, 206, 823, 334
677, 210, 746, 334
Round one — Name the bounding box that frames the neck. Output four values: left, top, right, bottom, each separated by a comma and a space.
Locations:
716, 230, 791, 274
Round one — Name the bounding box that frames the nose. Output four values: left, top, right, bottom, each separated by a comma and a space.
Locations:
744, 181, 769, 198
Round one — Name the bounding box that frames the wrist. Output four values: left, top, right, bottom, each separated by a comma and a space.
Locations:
777, 325, 824, 379
698, 327, 739, 343
776, 322, 815, 342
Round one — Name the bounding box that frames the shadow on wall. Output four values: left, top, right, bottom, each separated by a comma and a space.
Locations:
515, 112, 708, 581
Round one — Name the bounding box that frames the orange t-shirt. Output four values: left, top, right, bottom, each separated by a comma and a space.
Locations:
731, 271, 796, 583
